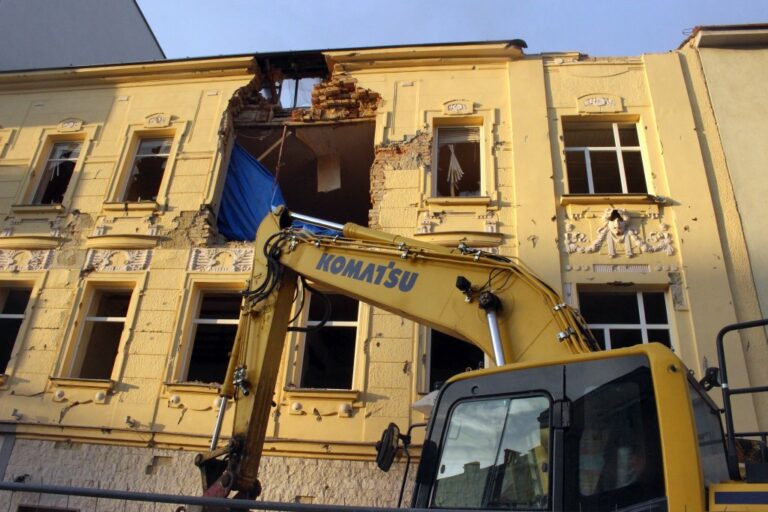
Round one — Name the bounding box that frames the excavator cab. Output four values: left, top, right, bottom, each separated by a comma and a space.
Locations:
408, 350, 670, 511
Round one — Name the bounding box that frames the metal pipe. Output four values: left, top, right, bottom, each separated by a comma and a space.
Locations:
209, 397, 227, 450
0, 481, 444, 512
486, 309, 506, 366
289, 212, 344, 232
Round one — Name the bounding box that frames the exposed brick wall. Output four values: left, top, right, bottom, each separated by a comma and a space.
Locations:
292, 77, 381, 122
368, 131, 432, 230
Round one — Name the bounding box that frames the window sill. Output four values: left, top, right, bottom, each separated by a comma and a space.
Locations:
560, 193, 663, 206
102, 201, 159, 213
426, 196, 492, 207
284, 388, 359, 401
10, 204, 65, 214
85, 234, 160, 249
0, 235, 65, 250
165, 382, 221, 395
49, 377, 114, 391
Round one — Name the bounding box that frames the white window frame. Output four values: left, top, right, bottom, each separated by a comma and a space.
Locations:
0, 285, 33, 377
579, 290, 672, 350
177, 289, 242, 384
286, 288, 362, 391
564, 121, 647, 195
31, 141, 83, 205
68, 288, 133, 379
120, 137, 173, 203
432, 126, 484, 198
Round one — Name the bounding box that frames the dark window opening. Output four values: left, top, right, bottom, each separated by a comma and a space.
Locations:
0, 287, 32, 373
123, 138, 172, 202
299, 293, 358, 389
563, 122, 647, 195
436, 127, 481, 197
578, 291, 671, 350
73, 290, 131, 380
33, 142, 81, 204
186, 292, 241, 384
429, 329, 484, 391
18, 506, 79, 512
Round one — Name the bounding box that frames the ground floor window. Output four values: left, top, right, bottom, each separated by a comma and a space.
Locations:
0, 286, 32, 374
428, 329, 485, 391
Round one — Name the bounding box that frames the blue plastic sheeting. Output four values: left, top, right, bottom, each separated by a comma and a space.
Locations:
217, 143, 285, 241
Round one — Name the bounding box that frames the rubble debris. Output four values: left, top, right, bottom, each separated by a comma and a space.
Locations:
292, 77, 381, 122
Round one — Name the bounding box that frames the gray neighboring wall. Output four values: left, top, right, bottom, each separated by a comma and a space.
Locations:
0, 0, 164, 71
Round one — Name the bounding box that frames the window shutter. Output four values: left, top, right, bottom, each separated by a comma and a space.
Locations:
437, 127, 480, 145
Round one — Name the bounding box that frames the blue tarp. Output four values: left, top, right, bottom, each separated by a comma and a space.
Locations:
217, 143, 285, 241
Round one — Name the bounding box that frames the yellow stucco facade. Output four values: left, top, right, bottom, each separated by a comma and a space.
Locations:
0, 33, 765, 508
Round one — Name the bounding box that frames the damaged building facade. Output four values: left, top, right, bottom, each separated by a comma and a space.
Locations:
0, 32, 767, 509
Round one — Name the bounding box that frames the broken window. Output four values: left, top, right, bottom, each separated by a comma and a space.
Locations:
428, 329, 485, 391
184, 291, 241, 384
236, 123, 374, 226
70, 289, 132, 380
298, 292, 359, 390
32, 141, 81, 204
0, 286, 32, 374
577, 290, 671, 350
435, 127, 482, 197
563, 122, 647, 194
122, 138, 172, 202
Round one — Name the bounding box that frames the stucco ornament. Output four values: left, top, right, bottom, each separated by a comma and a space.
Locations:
85, 249, 152, 271
563, 208, 674, 257
0, 249, 54, 271
188, 248, 254, 273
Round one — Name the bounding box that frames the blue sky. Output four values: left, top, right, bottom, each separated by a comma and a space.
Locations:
138, 0, 768, 58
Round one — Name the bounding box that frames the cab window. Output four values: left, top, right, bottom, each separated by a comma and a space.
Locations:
432, 395, 550, 509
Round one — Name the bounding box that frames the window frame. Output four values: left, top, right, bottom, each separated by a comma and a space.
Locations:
169, 278, 246, 390
56, 276, 143, 383
13, 124, 98, 212
563, 120, 650, 195
425, 112, 496, 204
432, 125, 484, 198
416, 324, 488, 395
104, 123, 184, 211
283, 286, 369, 392
577, 289, 674, 350
0, 279, 37, 383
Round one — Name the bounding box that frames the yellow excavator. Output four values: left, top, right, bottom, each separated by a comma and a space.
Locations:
195, 207, 768, 511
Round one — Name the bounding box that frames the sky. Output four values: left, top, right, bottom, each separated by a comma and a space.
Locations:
138, 0, 768, 59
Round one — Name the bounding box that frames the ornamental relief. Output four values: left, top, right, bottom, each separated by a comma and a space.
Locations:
85, 249, 152, 272
188, 248, 254, 273
0, 249, 53, 271
563, 208, 674, 258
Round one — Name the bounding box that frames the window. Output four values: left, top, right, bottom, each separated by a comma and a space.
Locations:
435, 127, 481, 197
688, 378, 729, 485
428, 329, 484, 391
0, 287, 32, 374
432, 395, 551, 509
122, 138, 172, 202
565, 360, 665, 509
69, 289, 132, 380
563, 121, 647, 194
32, 142, 81, 204
183, 291, 241, 384
296, 292, 359, 390
578, 291, 671, 350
